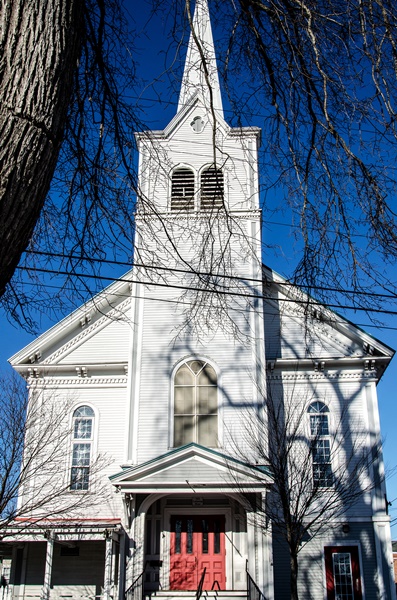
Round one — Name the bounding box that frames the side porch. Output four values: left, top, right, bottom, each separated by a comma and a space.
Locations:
0, 521, 122, 600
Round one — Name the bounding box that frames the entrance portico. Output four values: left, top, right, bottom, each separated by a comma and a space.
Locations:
110, 444, 273, 600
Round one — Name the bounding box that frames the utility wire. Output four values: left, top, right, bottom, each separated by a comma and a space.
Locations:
15, 265, 397, 316
24, 249, 397, 301
17, 279, 397, 332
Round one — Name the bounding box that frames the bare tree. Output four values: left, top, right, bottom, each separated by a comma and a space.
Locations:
0, 0, 142, 325
0, 373, 110, 530
227, 380, 383, 600
2, 0, 397, 331
213, 0, 397, 312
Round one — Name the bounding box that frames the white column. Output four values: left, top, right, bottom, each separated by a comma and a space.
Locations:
246, 510, 256, 577
260, 493, 274, 600
103, 536, 113, 600
41, 534, 55, 600
125, 496, 137, 600
130, 512, 145, 600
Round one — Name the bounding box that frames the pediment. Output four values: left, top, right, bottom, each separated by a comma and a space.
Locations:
9, 276, 133, 370
163, 94, 230, 141
263, 265, 394, 367
110, 444, 271, 493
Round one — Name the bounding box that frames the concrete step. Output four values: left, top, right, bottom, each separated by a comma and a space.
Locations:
148, 591, 247, 600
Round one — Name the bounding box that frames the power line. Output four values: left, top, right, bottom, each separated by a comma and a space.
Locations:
15, 265, 397, 316
25, 249, 397, 301
16, 278, 397, 332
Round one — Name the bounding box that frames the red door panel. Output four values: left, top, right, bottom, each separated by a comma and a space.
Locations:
324, 546, 362, 600
170, 515, 226, 591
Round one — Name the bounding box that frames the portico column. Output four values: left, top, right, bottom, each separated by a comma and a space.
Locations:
41, 533, 55, 600
260, 491, 274, 600
103, 535, 113, 600
246, 508, 256, 577
130, 510, 145, 600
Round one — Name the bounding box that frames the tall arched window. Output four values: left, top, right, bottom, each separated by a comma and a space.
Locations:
174, 360, 218, 448
308, 401, 333, 487
70, 405, 94, 491
170, 168, 195, 211
200, 167, 224, 209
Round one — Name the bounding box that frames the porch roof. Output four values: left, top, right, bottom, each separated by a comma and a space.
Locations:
110, 443, 272, 493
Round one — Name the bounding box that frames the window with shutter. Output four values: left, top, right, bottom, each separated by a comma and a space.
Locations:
171, 168, 195, 211
200, 167, 224, 209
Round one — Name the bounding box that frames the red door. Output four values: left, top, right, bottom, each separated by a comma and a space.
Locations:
324, 546, 363, 600
170, 515, 226, 591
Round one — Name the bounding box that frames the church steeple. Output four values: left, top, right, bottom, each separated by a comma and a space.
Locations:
177, 0, 224, 119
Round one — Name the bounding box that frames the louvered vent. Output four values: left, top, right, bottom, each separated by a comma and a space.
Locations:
200, 167, 224, 209
170, 168, 195, 211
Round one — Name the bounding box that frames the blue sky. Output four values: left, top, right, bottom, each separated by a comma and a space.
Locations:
1, 0, 397, 535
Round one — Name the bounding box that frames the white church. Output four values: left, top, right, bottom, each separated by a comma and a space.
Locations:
2, 1, 396, 599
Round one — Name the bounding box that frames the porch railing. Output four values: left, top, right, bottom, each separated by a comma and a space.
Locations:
246, 562, 267, 600
125, 562, 147, 600
196, 567, 207, 600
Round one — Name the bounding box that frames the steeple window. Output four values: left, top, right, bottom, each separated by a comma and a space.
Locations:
171, 168, 195, 211
200, 167, 224, 209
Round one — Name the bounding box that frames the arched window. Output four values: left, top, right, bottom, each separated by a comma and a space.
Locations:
200, 167, 224, 209
70, 405, 94, 491
170, 168, 195, 211
174, 360, 218, 448
308, 401, 333, 488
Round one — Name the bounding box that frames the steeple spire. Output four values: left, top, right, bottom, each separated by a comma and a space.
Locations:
177, 0, 224, 119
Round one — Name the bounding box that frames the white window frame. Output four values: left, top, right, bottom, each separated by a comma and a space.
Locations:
308, 401, 333, 488
170, 357, 221, 449
70, 404, 95, 491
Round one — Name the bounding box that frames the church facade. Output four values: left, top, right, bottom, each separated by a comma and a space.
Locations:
2, 1, 396, 599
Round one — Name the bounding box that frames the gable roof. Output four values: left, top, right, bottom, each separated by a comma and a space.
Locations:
9, 264, 394, 376
110, 443, 272, 493
262, 264, 394, 380
9, 275, 132, 368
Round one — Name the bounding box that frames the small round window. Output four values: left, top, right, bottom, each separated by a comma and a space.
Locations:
191, 116, 204, 133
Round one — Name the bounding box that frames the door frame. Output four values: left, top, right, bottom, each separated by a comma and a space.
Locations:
163, 506, 233, 591
323, 542, 364, 600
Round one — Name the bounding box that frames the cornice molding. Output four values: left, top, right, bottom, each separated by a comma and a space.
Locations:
27, 376, 128, 388
266, 371, 378, 382
135, 210, 262, 222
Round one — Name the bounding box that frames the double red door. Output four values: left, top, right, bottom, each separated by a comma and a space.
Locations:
324, 546, 362, 600
170, 515, 225, 591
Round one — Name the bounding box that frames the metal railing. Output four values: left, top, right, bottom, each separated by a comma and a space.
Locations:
246, 562, 267, 600
196, 567, 207, 600
125, 562, 147, 600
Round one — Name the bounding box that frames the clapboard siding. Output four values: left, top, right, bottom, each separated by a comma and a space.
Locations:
297, 523, 379, 599
57, 318, 131, 364
279, 312, 360, 359
136, 287, 259, 462
23, 541, 106, 597
24, 543, 46, 589
51, 541, 105, 596
140, 111, 259, 213
141, 459, 229, 483
31, 385, 127, 520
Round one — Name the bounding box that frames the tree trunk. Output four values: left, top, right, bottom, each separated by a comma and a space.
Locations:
290, 550, 299, 600
0, 0, 84, 297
